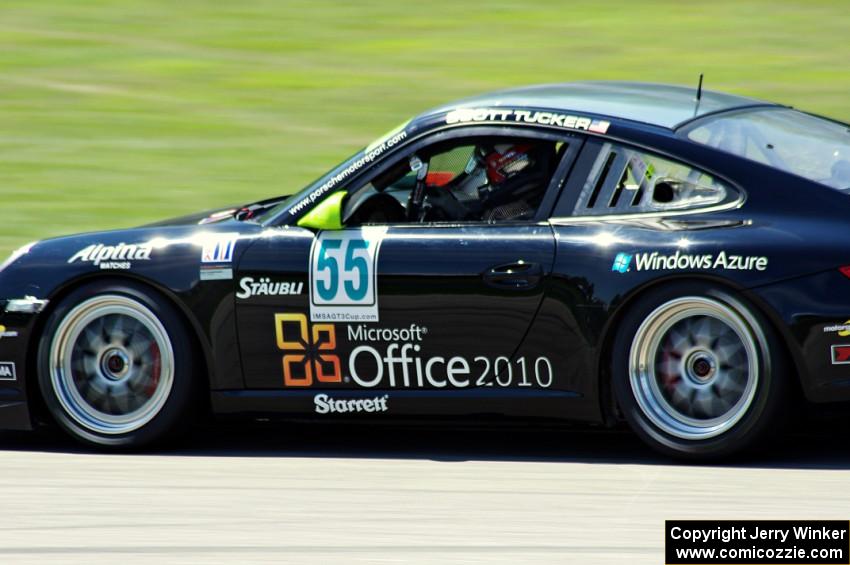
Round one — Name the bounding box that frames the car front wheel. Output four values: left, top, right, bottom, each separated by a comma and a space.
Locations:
37, 281, 197, 448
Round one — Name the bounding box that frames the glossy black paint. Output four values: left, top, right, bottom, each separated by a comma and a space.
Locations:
2, 82, 850, 432
236, 225, 556, 404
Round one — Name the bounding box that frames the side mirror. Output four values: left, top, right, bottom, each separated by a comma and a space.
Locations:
296, 191, 347, 231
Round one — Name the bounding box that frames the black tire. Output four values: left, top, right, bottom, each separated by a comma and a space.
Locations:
37, 280, 198, 448
611, 282, 790, 460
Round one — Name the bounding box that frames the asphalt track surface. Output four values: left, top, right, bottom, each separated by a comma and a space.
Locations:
1, 414, 850, 565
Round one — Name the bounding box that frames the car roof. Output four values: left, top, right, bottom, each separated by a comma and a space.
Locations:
423, 81, 781, 130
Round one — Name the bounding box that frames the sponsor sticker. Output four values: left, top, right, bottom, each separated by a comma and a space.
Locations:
68, 242, 152, 270
274, 313, 554, 390
831, 345, 850, 365
309, 227, 386, 323
0, 362, 15, 381
611, 250, 768, 273
201, 235, 237, 263
4, 296, 48, 314
611, 253, 632, 273
0, 325, 18, 340
236, 277, 303, 299
445, 107, 611, 134
823, 321, 850, 337
200, 267, 233, 281
314, 393, 389, 414
275, 313, 342, 387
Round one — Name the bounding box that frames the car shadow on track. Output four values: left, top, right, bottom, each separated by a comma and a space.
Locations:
2, 409, 850, 469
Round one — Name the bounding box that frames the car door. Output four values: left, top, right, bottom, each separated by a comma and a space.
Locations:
233, 129, 581, 413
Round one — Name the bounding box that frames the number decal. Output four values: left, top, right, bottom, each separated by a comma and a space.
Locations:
315, 239, 341, 300
309, 227, 387, 322
344, 238, 370, 301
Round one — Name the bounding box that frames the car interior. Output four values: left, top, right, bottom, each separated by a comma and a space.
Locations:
342, 136, 567, 225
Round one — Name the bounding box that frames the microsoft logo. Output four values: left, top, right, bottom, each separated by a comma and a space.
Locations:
274, 313, 341, 387
611, 253, 633, 273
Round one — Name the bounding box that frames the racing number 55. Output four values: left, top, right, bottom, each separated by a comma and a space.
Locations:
309, 228, 386, 322
315, 238, 370, 301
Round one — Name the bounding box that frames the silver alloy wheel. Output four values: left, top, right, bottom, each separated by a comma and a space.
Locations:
48, 295, 175, 435
629, 296, 761, 440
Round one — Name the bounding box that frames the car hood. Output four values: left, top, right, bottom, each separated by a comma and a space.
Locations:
140, 205, 241, 228
0, 220, 268, 299
141, 194, 293, 228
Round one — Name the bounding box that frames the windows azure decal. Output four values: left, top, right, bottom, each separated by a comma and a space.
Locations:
611, 253, 633, 273
612, 250, 768, 273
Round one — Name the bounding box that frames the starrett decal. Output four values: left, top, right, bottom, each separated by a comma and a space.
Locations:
314, 394, 389, 414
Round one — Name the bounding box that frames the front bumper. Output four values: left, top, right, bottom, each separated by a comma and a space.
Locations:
0, 305, 37, 431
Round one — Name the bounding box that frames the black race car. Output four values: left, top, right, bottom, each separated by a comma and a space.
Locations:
2, 81, 850, 458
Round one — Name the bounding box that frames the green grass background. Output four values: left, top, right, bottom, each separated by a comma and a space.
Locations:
1, 0, 848, 257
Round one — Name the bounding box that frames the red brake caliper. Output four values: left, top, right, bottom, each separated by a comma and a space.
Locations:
146, 342, 161, 397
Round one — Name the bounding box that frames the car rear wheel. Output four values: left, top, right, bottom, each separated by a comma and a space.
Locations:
38, 281, 197, 448
612, 283, 789, 459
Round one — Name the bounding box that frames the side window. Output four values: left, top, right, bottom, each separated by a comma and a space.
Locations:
573, 142, 739, 216
343, 136, 567, 225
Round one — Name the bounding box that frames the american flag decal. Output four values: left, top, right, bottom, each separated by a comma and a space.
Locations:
588, 120, 611, 134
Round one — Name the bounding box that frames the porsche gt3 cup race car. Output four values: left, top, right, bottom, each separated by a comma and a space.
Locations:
2, 81, 850, 458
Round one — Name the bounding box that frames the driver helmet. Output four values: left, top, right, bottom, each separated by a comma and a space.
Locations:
449, 141, 552, 205
483, 143, 535, 184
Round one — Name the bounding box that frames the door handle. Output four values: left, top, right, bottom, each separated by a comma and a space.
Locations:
482, 262, 543, 290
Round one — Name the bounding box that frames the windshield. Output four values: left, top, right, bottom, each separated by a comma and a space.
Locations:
684, 108, 850, 191
263, 121, 410, 225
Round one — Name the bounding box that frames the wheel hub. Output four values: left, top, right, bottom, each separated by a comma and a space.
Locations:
100, 348, 130, 380
684, 349, 717, 383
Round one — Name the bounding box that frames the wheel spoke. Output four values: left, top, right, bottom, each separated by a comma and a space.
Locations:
691, 317, 713, 347
666, 328, 689, 353
127, 335, 155, 362
81, 326, 108, 354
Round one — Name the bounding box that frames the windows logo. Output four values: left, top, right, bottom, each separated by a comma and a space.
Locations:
611, 253, 633, 273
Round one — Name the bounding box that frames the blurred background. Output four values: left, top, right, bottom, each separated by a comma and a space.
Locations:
1, 0, 848, 257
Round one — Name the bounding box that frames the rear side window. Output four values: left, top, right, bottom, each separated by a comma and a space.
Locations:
684, 108, 850, 191
573, 143, 739, 216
